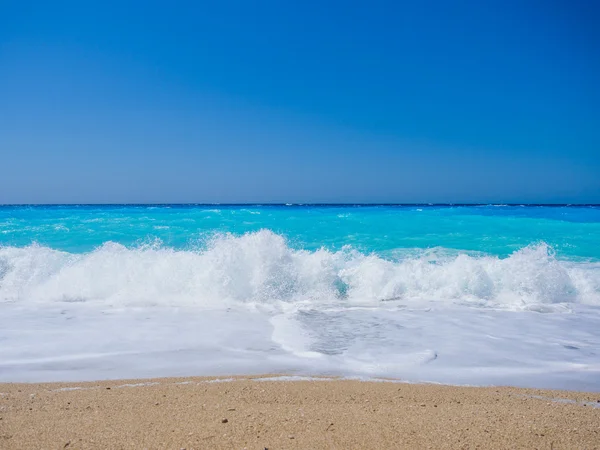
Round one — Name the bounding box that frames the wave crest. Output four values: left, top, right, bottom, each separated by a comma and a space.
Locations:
0, 230, 598, 310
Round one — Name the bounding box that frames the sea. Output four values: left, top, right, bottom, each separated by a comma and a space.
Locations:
1, 204, 599, 390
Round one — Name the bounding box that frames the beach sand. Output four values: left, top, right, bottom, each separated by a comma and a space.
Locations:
1, 376, 599, 449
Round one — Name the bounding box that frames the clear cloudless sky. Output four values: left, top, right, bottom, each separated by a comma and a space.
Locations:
0, 0, 599, 204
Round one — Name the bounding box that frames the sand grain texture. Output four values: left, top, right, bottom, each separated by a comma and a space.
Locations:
1, 376, 599, 449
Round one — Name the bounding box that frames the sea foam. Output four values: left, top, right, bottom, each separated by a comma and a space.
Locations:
1, 230, 598, 310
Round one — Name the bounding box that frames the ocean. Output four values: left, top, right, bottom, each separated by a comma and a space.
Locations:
1, 204, 599, 389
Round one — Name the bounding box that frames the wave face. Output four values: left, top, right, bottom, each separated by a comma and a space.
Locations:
1, 230, 598, 310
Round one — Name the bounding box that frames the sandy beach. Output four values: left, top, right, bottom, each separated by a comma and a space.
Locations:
1, 376, 599, 449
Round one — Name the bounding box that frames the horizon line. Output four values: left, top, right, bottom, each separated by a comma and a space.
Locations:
1, 203, 599, 207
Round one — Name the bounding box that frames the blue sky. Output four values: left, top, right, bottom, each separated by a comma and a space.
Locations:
1, 0, 598, 203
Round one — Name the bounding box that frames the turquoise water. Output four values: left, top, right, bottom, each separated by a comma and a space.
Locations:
2, 204, 600, 258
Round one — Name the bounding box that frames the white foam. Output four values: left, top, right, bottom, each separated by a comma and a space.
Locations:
1, 299, 598, 389
0, 231, 598, 309
203, 378, 236, 384
252, 376, 334, 382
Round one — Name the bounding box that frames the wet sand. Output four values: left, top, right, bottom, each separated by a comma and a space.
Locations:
1, 376, 599, 449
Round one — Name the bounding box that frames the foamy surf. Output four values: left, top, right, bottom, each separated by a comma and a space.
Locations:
1, 300, 600, 389
1, 230, 598, 310
1, 206, 600, 389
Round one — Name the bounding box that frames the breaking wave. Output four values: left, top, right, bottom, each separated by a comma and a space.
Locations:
1, 230, 599, 310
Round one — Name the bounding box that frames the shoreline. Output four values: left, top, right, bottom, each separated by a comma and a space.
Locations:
1, 375, 599, 449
